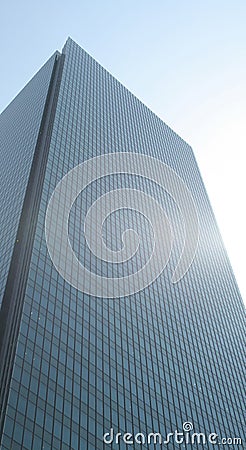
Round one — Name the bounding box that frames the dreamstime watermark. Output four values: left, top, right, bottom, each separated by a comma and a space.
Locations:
45, 152, 199, 298
103, 422, 243, 446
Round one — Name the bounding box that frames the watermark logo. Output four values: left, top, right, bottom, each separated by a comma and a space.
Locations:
182, 421, 193, 432
45, 152, 199, 297
103, 423, 243, 446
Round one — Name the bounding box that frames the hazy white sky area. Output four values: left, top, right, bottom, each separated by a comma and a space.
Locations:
1, 1, 245, 303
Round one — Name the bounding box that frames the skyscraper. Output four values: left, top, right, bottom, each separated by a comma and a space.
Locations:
0, 37, 245, 449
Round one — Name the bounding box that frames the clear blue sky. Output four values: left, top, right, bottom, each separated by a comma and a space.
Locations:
1, 1, 246, 301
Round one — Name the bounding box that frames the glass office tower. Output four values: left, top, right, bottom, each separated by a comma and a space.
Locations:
0, 38, 245, 449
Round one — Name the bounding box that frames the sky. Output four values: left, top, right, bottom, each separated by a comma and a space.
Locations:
1, 1, 245, 302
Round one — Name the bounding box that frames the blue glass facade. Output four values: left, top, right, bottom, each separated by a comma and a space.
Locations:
0, 52, 58, 308
0, 38, 245, 449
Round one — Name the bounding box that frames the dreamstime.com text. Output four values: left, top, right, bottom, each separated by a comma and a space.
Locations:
103, 422, 243, 446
